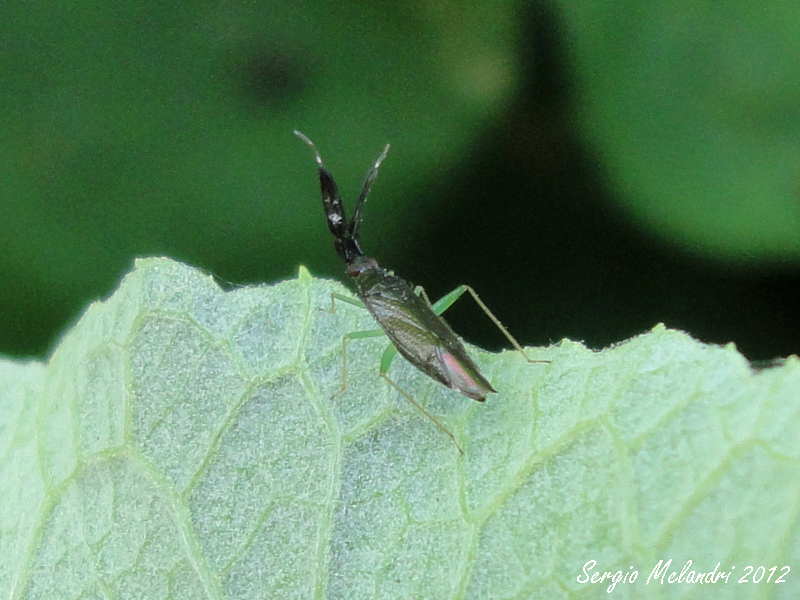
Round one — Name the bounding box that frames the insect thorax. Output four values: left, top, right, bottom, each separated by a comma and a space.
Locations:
351, 262, 413, 302
345, 256, 380, 279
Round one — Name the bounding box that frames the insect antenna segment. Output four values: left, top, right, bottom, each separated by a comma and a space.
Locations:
293, 130, 324, 168
295, 130, 389, 266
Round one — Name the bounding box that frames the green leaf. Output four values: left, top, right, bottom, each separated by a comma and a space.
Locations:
3, 257, 799, 599
558, 1, 800, 264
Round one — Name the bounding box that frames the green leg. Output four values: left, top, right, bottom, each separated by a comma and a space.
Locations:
329, 292, 383, 394
329, 292, 365, 313
379, 343, 399, 375
336, 331, 462, 454
334, 329, 385, 397
379, 371, 463, 455
430, 285, 549, 364
413, 285, 433, 307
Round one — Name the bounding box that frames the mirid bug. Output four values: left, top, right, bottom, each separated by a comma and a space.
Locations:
295, 130, 544, 452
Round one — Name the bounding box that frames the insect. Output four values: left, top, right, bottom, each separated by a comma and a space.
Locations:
295, 130, 543, 453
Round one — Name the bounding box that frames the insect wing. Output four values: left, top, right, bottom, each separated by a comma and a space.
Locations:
365, 293, 442, 366
363, 286, 496, 401
435, 343, 496, 401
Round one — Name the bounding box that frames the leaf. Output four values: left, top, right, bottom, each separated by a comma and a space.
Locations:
2, 257, 799, 599
558, 1, 800, 263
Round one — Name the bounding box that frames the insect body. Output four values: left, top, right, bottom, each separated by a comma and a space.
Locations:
350, 258, 496, 401
295, 130, 538, 450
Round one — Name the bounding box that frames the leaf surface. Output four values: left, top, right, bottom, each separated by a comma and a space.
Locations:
2, 258, 799, 599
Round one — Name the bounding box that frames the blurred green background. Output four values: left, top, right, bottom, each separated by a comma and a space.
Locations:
2, 0, 799, 361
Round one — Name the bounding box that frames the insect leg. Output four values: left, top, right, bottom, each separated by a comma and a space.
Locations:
379, 341, 399, 373
432, 285, 549, 364
334, 329, 385, 397
329, 292, 365, 313
413, 285, 434, 308
379, 360, 464, 455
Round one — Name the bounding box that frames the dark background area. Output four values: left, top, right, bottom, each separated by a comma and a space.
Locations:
399, 3, 800, 362
2, 1, 799, 362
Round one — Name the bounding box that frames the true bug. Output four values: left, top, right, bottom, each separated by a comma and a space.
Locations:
295, 131, 543, 452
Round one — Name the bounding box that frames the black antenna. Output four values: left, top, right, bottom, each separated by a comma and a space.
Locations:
294, 130, 388, 264
350, 143, 390, 239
